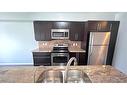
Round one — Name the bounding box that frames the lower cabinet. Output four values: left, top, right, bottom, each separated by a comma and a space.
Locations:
33, 52, 51, 66
33, 52, 86, 66
69, 52, 86, 65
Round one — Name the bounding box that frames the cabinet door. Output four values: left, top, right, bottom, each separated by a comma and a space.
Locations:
52, 22, 70, 29
33, 21, 52, 41
79, 53, 87, 65
41, 22, 52, 41
69, 52, 86, 65
88, 21, 98, 31
69, 52, 77, 65
81, 22, 88, 50
33, 52, 51, 66
106, 21, 120, 65
98, 21, 111, 31
70, 22, 84, 41
33, 21, 42, 41
33, 57, 51, 66
88, 21, 111, 32
69, 53, 76, 58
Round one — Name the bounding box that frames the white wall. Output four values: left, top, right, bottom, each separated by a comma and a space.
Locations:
112, 13, 127, 74
0, 12, 116, 65
0, 21, 37, 65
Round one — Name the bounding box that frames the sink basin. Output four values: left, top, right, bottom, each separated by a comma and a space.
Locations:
66, 69, 91, 83
36, 69, 63, 83
36, 69, 91, 83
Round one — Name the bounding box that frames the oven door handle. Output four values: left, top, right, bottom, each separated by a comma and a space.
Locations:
54, 54, 67, 57
51, 53, 69, 57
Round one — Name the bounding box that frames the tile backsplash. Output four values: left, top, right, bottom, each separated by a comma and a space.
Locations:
38, 40, 81, 49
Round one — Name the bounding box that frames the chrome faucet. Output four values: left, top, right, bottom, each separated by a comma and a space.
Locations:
64, 57, 78, 83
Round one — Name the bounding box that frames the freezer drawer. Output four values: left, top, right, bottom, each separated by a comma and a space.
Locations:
89, 32, 110, 46
88, 46, 108, 65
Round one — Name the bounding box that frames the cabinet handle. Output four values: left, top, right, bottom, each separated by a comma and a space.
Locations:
110, 24, 112, 31
97, 24, 100, 31
99, 24, 101, 30
97, 24, 101, 31
75, 33, 78, 40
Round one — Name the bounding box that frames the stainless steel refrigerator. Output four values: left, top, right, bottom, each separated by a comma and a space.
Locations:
87, 32, 111, 65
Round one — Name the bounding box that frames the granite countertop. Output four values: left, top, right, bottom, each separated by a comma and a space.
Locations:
68, 47, 86, 52
0, 65, 127, 83
32, 47, 86, 53
32, 48, 52, 52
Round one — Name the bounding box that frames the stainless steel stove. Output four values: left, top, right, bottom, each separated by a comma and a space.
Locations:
51, 44, 69, 66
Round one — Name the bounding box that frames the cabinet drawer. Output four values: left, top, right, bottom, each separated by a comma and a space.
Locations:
33, 52, 50, 57
34, 63, 51, 66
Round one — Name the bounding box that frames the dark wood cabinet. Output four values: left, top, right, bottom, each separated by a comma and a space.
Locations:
70, 22, 85, 41
33, 21, 85, 41
69, 52, 86, 65
33, 52, 51, 66
52, 21, 70, 29
88, 21, 112, 32
79, 53, 87, 65
106, 21, 120, 65
33, 21, 52, 41
81, 22, 88, 50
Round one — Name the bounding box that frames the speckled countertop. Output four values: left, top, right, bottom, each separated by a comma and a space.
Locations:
32, 47, 86, 53
0, 65, 127, 83
68, 47, 86, 52
32, 48, 52, 52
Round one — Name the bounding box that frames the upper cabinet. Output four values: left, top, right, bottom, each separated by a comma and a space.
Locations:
33, 21, 52, 41
88, 21, 112, 32
70, 22, 85, 41
33, 21, 85, 41
52, 22, 70, 29
33, 21, 70, 41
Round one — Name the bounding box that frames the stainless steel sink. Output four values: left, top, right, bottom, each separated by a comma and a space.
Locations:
36, 69, 91, 83
66, 69, 91, 83
36, 69, 63, 83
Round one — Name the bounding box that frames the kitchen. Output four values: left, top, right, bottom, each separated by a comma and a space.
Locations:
0, 12, 127, 83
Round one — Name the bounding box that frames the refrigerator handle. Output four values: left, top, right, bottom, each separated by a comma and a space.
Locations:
88, 32, 94, 65
89, 32, 93, 55
90, 33, 94, 55
89, 32, 92, 52
89, 32, 92, 46
110, 24, 112, 31
88, 32, 92, 64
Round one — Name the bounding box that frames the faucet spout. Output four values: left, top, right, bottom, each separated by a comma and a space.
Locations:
64, 57, 78, 83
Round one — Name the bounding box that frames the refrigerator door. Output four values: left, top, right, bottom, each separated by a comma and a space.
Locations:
88, 46, 108, 65
89, 32, 110, 46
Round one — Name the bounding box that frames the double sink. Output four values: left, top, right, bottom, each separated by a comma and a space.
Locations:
36, 68, 91, 83
36, 57, 91, 83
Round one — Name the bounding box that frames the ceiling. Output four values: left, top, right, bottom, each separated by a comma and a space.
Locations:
0, 12, 122, 21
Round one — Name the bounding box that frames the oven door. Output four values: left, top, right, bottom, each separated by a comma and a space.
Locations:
51, 53, 69, 66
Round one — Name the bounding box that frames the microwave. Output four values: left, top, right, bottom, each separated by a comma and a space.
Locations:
51, 29, 69, 39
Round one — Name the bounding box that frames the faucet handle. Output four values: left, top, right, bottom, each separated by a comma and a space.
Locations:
74, 61, 77, 66
73, 57, 78, 66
